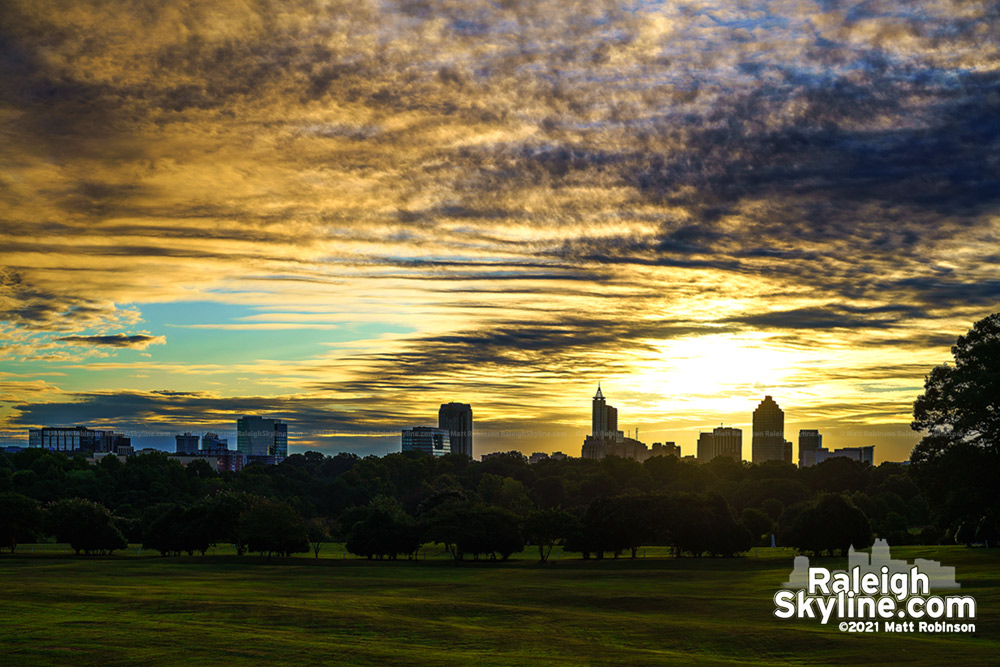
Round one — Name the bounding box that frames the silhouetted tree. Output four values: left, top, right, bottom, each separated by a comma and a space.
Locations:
345, 496, 419, 560
420, 501, 523, 561
307, 517, 334, 559
475, 506, 524, 561
202, 490, 260, 555
740, 507, 773, 546
524, 508, 575, 562
784, 494, 872, 556
911, 313, 1000, 540
47, 498, 127, 555
142, 503, 212, 556
0, 492, 42, 553
238, 499, 309, 558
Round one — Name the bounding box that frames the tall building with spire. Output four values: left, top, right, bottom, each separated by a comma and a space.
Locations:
591, 384, 619, 440
752, 396, 791, 465
583, 385, 650, 461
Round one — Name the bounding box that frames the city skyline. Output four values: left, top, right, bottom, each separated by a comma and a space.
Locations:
13, 388, 900, 465
3, 1, 997, 464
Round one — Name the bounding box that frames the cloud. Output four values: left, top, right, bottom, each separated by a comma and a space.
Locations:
54, 333, 167, 349
1, 0, 997, 459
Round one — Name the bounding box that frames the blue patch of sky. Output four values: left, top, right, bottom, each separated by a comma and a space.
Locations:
139, 301, 415, 365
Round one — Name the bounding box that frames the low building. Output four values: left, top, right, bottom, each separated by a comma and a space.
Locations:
171, 451, 247, 472
650, 442, 680, 458
201, 432, 229, 453
481, 451, 528, 463
697, 427, 742, 463
175, 432, 200, 454
819, 445, 875, 466
28, 426, 130, 453
584, 435, 653, 462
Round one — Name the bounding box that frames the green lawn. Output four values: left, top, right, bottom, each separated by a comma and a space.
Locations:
0, 546, 996, 665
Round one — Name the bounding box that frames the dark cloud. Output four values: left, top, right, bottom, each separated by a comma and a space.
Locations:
721, 304, 928, 331
54, 333, 166, 349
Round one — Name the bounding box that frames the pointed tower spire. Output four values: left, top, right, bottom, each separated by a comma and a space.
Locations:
595, 383, 604, 399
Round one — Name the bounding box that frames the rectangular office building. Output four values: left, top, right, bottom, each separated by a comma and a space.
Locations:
402, 427, 450, 457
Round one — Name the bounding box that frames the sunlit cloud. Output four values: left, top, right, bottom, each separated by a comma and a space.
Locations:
1, 0, 997, 463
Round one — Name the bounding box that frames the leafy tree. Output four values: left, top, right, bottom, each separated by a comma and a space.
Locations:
784, 494, 872, 556
474, 506, 524, 561
524, 508, 575, 562
803, 457, 869, 493
307, 517, 334, 559
420, 499, 474, 561
477, 475, 534, 515
911, 313, 1000, 539
142, 503, 212, 556
202, 490, 259, 555
420, 501, 523, 561
185, 458, 216, 480
47, 498, 128, 555
0, 492, 42, 553
345, 496, 419, 560
568, 493, 666, 559
240, 499, 309, 557
740, 507, 773, 546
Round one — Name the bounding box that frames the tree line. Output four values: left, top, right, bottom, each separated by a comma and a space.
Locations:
0, 449, 927, 560
1, 313, 997, 560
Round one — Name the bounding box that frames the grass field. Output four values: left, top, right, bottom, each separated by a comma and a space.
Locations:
0, 546, 996, 665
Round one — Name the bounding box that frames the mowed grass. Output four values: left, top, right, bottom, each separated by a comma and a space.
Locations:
0, 546, 996, 666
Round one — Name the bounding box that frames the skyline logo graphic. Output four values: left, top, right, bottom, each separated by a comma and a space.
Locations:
773, 539, 977, 634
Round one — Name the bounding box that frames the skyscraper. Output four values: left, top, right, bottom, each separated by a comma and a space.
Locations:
236, 416, 287, 461
438, 402, 473, 457
591, 384, 619, 440
583, 386, 648, 460
798, 429, 823, 467
752, 396, 791, 465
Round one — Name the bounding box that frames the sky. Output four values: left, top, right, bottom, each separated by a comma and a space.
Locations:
1, 0, 998, 463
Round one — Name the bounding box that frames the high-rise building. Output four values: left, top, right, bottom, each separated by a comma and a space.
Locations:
590, 385, 620, 440
273, 421, 288, 459
582, 386, 649, 461
236, 416, 287, 461
175, 432, 200, 455
697, 427, 742, 463
798, 429, 823, 467
401, 427, 450, 457
752, 396, 791, 465
438, 402, 473, 458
